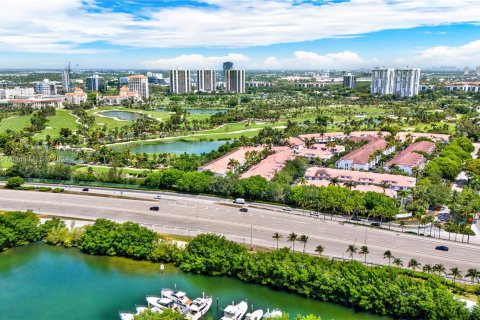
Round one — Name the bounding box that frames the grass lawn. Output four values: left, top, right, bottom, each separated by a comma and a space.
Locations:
74, 165, 156, 175
36, 110, 79, 140
0, 115, 32, 132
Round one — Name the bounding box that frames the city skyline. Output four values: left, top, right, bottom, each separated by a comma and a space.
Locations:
0, 0, 480, 69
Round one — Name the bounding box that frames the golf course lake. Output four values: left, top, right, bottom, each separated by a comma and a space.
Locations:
0, 244, 391, 320
99, 111, 143, 121
114, 139, 231, 155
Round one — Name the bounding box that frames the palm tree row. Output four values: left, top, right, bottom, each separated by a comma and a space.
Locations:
273, 232, 311, 253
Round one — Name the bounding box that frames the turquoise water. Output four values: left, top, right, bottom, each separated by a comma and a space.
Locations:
115, 139, 230, 155
99, 111, 142, 121
0, 244, 390, 320
156, 108, 228, 115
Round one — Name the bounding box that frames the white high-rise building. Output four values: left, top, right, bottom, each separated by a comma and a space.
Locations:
34, 79, 57, 95
393, 68, 421, 98
169, 69, 191, 94
85, 75, 103, 92
128, 75, 149, 100
370, 67, 395, 95
343, 73, 357, 88
197, 70, 216, 93
225, 69, 245, 93
62, 62, 72, 92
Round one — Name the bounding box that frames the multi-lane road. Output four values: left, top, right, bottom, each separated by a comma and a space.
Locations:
1, 185, 479, 272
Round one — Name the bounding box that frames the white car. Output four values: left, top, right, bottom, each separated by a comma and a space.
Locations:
154, 195, 162, 199
282, 207, 292, 211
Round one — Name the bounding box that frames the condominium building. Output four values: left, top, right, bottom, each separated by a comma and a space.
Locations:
384, 140, 435, 175
197, 70, 216, 93
336, 138, 395, 171
85, 75, 104, 92
370, 67, 395, 95
34, 79, 57, 95
393, 68, 420, 97
343, 73, 357, 88
371, 67, 420, 97
128, 75, 149, 100
225, 69, 245, 93
0, 87, 34, 99
223, 61, 233, 79
62, 62, 72, 92
169, 69, 191, 94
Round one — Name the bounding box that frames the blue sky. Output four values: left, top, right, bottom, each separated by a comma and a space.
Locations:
0, 0, 479, 69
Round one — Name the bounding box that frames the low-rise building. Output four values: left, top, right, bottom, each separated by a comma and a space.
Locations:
384, 140, 435, 175
198, 146, 265, 176
100, 86, 141, 105
65, 87, 87, 105
299, 132, 346, 143
8, 98, 64, 108
336, 138, 394, 171
396, 132, 450, 143
296, 144, 345, 162
0, 87, 34, 99
241, 147, 294, 181
304, 167, 416, 192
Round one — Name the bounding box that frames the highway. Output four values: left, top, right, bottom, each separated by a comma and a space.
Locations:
1, 186, 479, 272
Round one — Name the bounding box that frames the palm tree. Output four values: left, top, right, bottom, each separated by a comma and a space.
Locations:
466, 268, 479, 284
299, 234, 309, 253
399, 220, 406, 233
329, 177, 340, 187
433, 264, 446, 276
344, 180, 356, 191
297, 177, 307, 186
359, 245, 369, 264
383, 250, 394, 266
315, 245, 324, 257
288, 232, 298, 253
423, 264, 433, 274
346, 244, 357, 260
272, 232, 282, 250
407, 259, 421, 271
393, 257, 403, 267
449, 267, 462, 284
227, 158, 241, 174
379, 180, 391, 194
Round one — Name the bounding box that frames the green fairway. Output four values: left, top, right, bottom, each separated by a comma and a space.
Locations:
36, 110, 79, 140
0, 115, 32, 132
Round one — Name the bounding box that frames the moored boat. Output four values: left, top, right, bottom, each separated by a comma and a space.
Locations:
245, 309, 264, 320
220, 301, 248, 320
185, 296, 213, 320
161, 288, 193, 307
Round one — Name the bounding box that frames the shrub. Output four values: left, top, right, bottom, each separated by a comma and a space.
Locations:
5, 176, 25, 189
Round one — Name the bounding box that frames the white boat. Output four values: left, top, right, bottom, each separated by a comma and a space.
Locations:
263, 309, 282, 318
119, 306, 162, 320
220, 301, 248, 320
119, 312, 135, 320
135, 305, 149, 314
185, 297, 213, 320
245, 309, 264, 320
146, 296, 177, 310
161, 289, 193, 307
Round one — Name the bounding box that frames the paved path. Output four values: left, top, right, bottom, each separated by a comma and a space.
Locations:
1, 187, 479, 272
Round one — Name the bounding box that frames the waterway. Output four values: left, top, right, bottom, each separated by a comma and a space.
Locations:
114, 139, 231, 155
0, 244, 390, 320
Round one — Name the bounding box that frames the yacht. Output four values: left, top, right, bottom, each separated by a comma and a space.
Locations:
245, 309, 264, 320
161, 288, 193, 307
263, 309, 282, 318
220, 301, 248, 320
119, 312, 135, 320
146, 296, 178, 310
185, 296, 213, 320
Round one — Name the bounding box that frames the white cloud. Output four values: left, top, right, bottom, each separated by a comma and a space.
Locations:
141, 53, 249, 69
261, 51, 367, 69
142, 50, 368, 70
415, 39, 480, 65
0, 0, 480, 53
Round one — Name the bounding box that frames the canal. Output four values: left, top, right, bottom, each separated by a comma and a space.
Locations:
0, 244, 391, 320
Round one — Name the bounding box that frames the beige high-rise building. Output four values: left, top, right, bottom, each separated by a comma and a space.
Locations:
225, 69, 245, 93
370, 67, 395, 95
169, 69, 191, 94
128, 75, 149, 100
197, 70, 216, 93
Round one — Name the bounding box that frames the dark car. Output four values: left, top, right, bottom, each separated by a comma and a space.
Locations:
370, 222, 381, 227
350, 216, 361, 221
149, 206, 160, 211
239, 208, 248, 212
82, 188, 89, 192
435, 245, 449, 251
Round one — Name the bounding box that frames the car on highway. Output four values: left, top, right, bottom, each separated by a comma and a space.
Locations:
154, 195, 162, 199
435, 245, 449, 251
82, 188, 89, 192
370, 222, 381, 227
350, 216, 361, 221
149, 206, 160, 211
239, 208, 248, 212
233, 198, 245, 204
282, 207, 292, 211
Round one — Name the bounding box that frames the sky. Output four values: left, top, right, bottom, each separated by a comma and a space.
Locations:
1, 0, 480, 70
